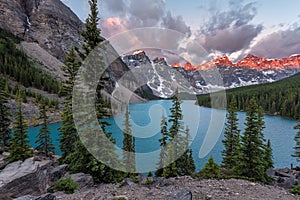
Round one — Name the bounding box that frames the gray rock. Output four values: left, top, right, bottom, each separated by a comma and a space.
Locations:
49, 164, 68, 182
151, 177, 172, 187
0, 152, 9, 170
173, 189, 192, 200
121, 178, 136, 186
14, 194, 56, 200
68, 173, 94, 189
0, 158, 47, 199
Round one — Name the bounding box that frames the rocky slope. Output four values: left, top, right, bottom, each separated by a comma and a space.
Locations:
0, 0, 84, 62
54, 177, 299, 200
123, 51, 300, 98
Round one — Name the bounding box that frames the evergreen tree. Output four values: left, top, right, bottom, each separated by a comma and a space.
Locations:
222, 98, 241, 171
264, 139, 274, 169
162, 89, 196, 177
78, 0, 104, 60
293, 122, 300, 161
35, 100, 55, 156
0, 78, 11, 150
198, 157, 220, 179
7, 92, 32, 162
59, 48, 80, 160
184, 127, 196, 175
122, 105, 136, 173
237, 98, 270, 182
163, 89, 184, 177
61, 0, 125, 183
156, 114, 168, 177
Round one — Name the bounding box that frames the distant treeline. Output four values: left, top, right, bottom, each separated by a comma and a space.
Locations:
197, 72, 300, 120
0, 28, 60, 94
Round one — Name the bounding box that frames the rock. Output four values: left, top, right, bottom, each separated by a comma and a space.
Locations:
68, 173, 94, 190
49, 164, 68, 182
0, 0, 84, 62
0, 158, 47, 199
151, 177, 172, 187
0, 152, 10, 170
121, 178, 136, 186
14, 194, 56, 200
173, 189, 192, 200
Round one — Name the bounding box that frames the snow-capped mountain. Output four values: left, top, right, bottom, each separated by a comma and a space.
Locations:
122, 51, 300, 98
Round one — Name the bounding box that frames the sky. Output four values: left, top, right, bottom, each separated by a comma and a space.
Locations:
61, 0, 300, 62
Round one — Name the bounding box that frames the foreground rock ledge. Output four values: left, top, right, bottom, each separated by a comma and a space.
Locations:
55, 177, 299, 200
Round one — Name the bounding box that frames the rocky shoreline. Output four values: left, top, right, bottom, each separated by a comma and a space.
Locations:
0, 153, 300, 200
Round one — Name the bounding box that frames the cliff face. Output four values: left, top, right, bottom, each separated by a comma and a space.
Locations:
0, 0, 84, 61
172, 54, 300, 71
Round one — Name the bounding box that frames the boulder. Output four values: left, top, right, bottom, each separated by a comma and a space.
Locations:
0, 158, 47, 199
49, 164, 68, 182
121, 178, 136, 186
173, 189, 192, 200
68, 173, 94, 190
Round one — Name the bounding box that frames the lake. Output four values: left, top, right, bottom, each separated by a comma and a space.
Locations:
28, 100, 298, 171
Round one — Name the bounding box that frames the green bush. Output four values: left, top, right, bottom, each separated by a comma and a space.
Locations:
290, 185, 300, 195
54, 177, 78, 194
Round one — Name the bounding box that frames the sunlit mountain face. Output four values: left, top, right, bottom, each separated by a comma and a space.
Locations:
172, 54, 300, 71
122, 50, 300, 98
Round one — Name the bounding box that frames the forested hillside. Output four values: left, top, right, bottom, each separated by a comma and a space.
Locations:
197, 72, 300, 119
0, 28, 60, 94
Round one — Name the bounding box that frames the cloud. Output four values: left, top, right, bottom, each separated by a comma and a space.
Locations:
250, 27, 300, 58
203, 25, 263, 53
161, 11, 192, 37
101, 0, 191, 38
198, 2, 263, 54
102, 17, 129, 37
128, 0, 165, 27
104, 0, 127, 14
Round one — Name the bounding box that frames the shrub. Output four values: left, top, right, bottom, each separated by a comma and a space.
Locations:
54, 177, 78, 194
290, 185, 300, 195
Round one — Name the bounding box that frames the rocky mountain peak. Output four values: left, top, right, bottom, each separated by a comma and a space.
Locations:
0, 0, 84, 61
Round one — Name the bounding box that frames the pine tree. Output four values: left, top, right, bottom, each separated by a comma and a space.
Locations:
222, 98, 241, 171
62, 0, 125, 183
156, 114, 168, 177
264, 139, 274, 169
198, 157, 220, 179
183, 127, 196, 175
0, 78, 11, 150
35, 100, 55, 156
162, 89, 196, 177
7, 92, 32, 162
122, 105, 136, 173
59, 48, 80, 160
78, 0, 104, 60
163, 89, 184, 177
237, 98, 270, 182
293, 122, 300, 161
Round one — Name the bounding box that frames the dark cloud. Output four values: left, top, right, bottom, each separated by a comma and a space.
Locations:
128, 0, 165, 26
104, 0, 126, 14
161, 11, 192, 37
203, 25, 263, 53
199, 2, 263, 53
250, 27, 300, 58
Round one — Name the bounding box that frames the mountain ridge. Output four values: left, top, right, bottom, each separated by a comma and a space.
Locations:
172, 54, 300, 71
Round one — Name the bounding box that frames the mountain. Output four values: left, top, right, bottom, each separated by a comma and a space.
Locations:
173, 54, 300, 71
123, 50, 300, 98
197, 71, 300, 119
0, 0, 154, 109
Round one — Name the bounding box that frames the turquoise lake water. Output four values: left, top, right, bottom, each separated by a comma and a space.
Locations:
28, 100, 298, 171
